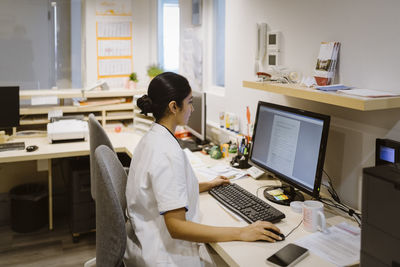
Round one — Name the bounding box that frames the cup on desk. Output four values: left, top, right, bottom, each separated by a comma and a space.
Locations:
302, 200, 326, 233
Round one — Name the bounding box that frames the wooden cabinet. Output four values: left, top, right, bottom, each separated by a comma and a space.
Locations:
18, 89, 145, 133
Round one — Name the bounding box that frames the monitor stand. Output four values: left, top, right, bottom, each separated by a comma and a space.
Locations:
0, 132, 7, 144
263, 184, 304, 206
0, 128, 15, 144
178, 137, 208, 152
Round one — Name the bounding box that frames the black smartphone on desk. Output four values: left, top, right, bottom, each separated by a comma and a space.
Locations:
266, 243, 309, 267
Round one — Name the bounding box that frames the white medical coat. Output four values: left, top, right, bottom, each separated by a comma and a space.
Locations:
124, 123, 202, 267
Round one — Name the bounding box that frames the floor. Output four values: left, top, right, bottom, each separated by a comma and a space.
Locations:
0, 218, 229, 267
0, 219, 95, 267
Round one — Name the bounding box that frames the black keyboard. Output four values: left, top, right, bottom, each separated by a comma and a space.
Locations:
0, 142, 25, 152
209, 183, 285, 223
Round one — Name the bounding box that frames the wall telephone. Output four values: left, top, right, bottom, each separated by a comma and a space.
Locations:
255, 23, 267, 73
256, 23, 267, 61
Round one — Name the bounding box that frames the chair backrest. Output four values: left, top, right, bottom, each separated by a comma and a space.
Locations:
94, 145, 127, 267
88, 113, 114, 200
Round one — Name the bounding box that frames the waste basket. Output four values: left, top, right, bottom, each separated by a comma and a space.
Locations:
9, 183, 48, 233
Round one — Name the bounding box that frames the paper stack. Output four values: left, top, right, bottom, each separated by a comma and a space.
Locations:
314, 42, 340, 86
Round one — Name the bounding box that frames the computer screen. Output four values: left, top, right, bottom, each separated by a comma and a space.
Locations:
375, 138, 400, 165
0, 86, 20, 128
186, 90, 206, 141
249, 101, 330, 204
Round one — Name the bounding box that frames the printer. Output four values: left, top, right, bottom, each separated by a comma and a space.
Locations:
361, 165, 400, 267
47, 118, 88, 143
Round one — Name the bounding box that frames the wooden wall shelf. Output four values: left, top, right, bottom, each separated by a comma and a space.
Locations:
243, 81, 400, 111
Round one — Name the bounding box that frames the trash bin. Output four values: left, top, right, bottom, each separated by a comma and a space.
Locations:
9, 183, 48, 233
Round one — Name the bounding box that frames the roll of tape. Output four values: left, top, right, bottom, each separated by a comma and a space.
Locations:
288, 72, 300, 83
290, 201, 303, 213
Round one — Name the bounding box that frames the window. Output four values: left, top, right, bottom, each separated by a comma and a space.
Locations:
0, 0, 82, 90
213, 0, 225, 87
158, 0, 180, 72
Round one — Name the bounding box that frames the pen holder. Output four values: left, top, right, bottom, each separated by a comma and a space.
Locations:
230, 153, 251, 169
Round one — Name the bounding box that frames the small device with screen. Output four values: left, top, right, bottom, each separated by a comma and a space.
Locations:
267, 31, 281, 52
375, 138, 400, 166
266, 243, 309, 267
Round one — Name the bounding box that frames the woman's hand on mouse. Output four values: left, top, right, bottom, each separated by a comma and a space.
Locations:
239, 221, 282, 242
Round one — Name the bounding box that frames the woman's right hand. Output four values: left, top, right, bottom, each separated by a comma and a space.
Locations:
239, 221, 282, 242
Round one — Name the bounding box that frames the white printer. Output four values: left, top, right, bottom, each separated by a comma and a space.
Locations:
47, 118, 88, 143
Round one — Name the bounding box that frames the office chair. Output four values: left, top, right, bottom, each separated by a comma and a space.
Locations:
85, 145, 128, 267
88, 114, 130, 200
88, 114, 115, 200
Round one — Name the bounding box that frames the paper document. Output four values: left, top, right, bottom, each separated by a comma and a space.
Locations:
196, 164, 247, 181
338, 89, 400, 98
184, 148, 206, 169
183, 149, 247, 181
294, 222, 360, 266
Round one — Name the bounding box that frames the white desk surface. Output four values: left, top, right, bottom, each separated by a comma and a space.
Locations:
195, 152, 353, 267
0, 131, 356, 266
0, 131, 141, 163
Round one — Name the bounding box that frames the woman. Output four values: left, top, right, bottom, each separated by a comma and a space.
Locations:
125, 72, 282, 266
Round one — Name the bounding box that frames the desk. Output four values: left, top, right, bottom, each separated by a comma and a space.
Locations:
195, 152, 355, 267
0, 131, 141, 230
1, 133, 356, 266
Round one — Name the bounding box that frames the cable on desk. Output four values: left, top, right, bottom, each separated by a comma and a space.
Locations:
320, 169, 362, 226
284, 219, 303, 238
256, 185, 303, 237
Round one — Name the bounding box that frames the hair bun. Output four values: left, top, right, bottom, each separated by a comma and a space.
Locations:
137, 95, 153, 115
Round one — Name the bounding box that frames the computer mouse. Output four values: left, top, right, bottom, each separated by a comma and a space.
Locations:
268, 229, 285, 241
26, 145, 38, 152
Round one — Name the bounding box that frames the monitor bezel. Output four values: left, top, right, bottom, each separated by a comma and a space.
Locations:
185, 90, 206, 141
249, 101, 330, 199
0, 86, 20, 128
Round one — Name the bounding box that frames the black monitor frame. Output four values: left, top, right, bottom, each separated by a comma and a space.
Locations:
249, 101, 330, 205
185, 90, 206, 142
0, 86, 20, 129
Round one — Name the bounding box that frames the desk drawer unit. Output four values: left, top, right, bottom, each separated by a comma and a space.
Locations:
65, 160, 96, 243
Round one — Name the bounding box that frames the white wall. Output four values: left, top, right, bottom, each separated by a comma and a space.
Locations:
181, 0, 400, 209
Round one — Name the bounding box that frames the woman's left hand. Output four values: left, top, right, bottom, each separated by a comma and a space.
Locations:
210, 176, 230, 188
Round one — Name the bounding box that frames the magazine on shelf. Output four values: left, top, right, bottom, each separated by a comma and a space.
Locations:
338, 89, 400, 98
314, 41, 340, 86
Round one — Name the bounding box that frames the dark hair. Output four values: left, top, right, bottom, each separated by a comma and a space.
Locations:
136, 72, 191, 121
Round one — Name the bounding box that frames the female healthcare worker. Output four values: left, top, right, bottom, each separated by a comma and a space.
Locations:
124, 72, 282, 266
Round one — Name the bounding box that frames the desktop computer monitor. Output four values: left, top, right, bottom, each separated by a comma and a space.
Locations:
249, 101, 330, 205
0, 86, 20, 129
178, 90, 206, 152
186, 90, 206, 142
